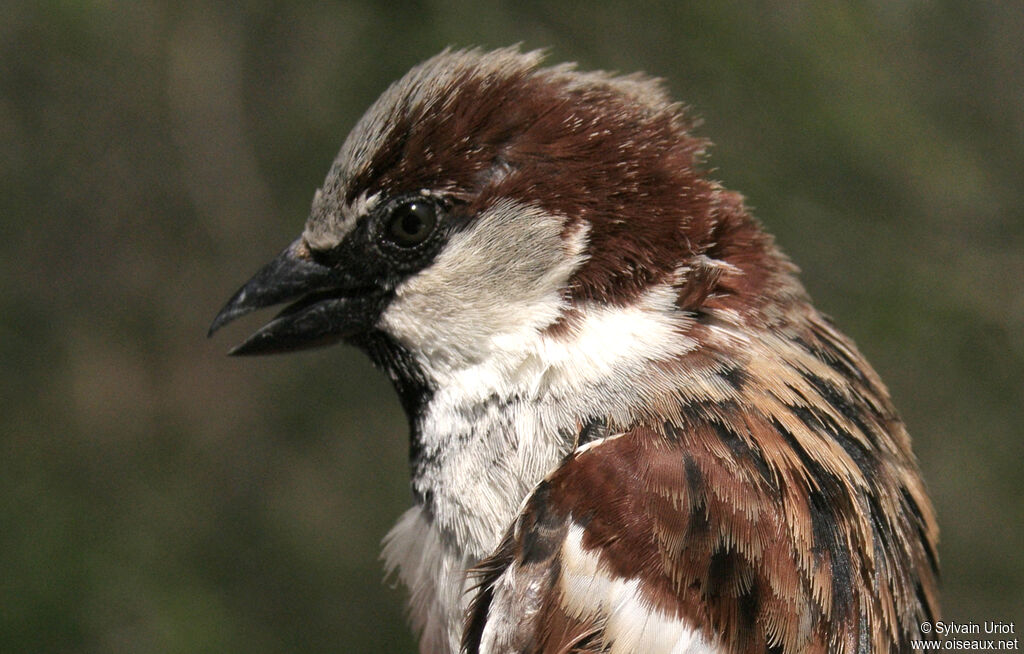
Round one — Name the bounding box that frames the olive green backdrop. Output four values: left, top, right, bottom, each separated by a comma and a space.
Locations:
2, 2, 1021, 652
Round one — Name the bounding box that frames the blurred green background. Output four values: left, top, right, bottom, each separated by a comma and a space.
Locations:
2, 1, 1021, 652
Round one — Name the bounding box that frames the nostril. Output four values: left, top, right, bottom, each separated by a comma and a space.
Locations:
308, 248, 331, 267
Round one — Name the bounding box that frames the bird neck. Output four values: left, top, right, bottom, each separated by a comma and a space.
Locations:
390, 283, 707, 558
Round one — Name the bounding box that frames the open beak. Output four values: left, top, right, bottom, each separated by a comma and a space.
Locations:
208, 239, 378, 356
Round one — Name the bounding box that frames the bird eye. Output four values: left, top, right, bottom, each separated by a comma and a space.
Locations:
386, 200, 438, 247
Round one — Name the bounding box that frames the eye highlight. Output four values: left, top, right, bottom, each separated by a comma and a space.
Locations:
386, 200, 438, 247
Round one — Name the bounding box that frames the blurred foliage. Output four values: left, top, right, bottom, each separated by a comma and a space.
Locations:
1, 1, 1021, 652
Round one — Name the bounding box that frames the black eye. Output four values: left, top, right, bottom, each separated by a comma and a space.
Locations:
387, 200, 438, 247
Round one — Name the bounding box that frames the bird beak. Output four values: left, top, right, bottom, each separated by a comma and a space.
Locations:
208, 238, 379, 356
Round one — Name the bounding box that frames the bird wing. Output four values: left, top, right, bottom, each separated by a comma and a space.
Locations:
463, 394, 937, 654
461, 425, 751, 654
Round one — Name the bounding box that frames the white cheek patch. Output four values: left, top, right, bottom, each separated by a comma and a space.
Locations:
559, 523, 722, 654
379, 200, 589, 378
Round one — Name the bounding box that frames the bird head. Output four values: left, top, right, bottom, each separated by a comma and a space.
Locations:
210, 47, 799, 409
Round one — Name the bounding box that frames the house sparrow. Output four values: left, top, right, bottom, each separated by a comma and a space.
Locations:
210, 47, 938, 654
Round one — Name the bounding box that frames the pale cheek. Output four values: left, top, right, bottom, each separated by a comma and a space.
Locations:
377, 201, 589, 373
378, 285, 568, 374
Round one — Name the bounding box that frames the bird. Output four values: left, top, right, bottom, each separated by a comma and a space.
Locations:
209, 47, 939, 654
